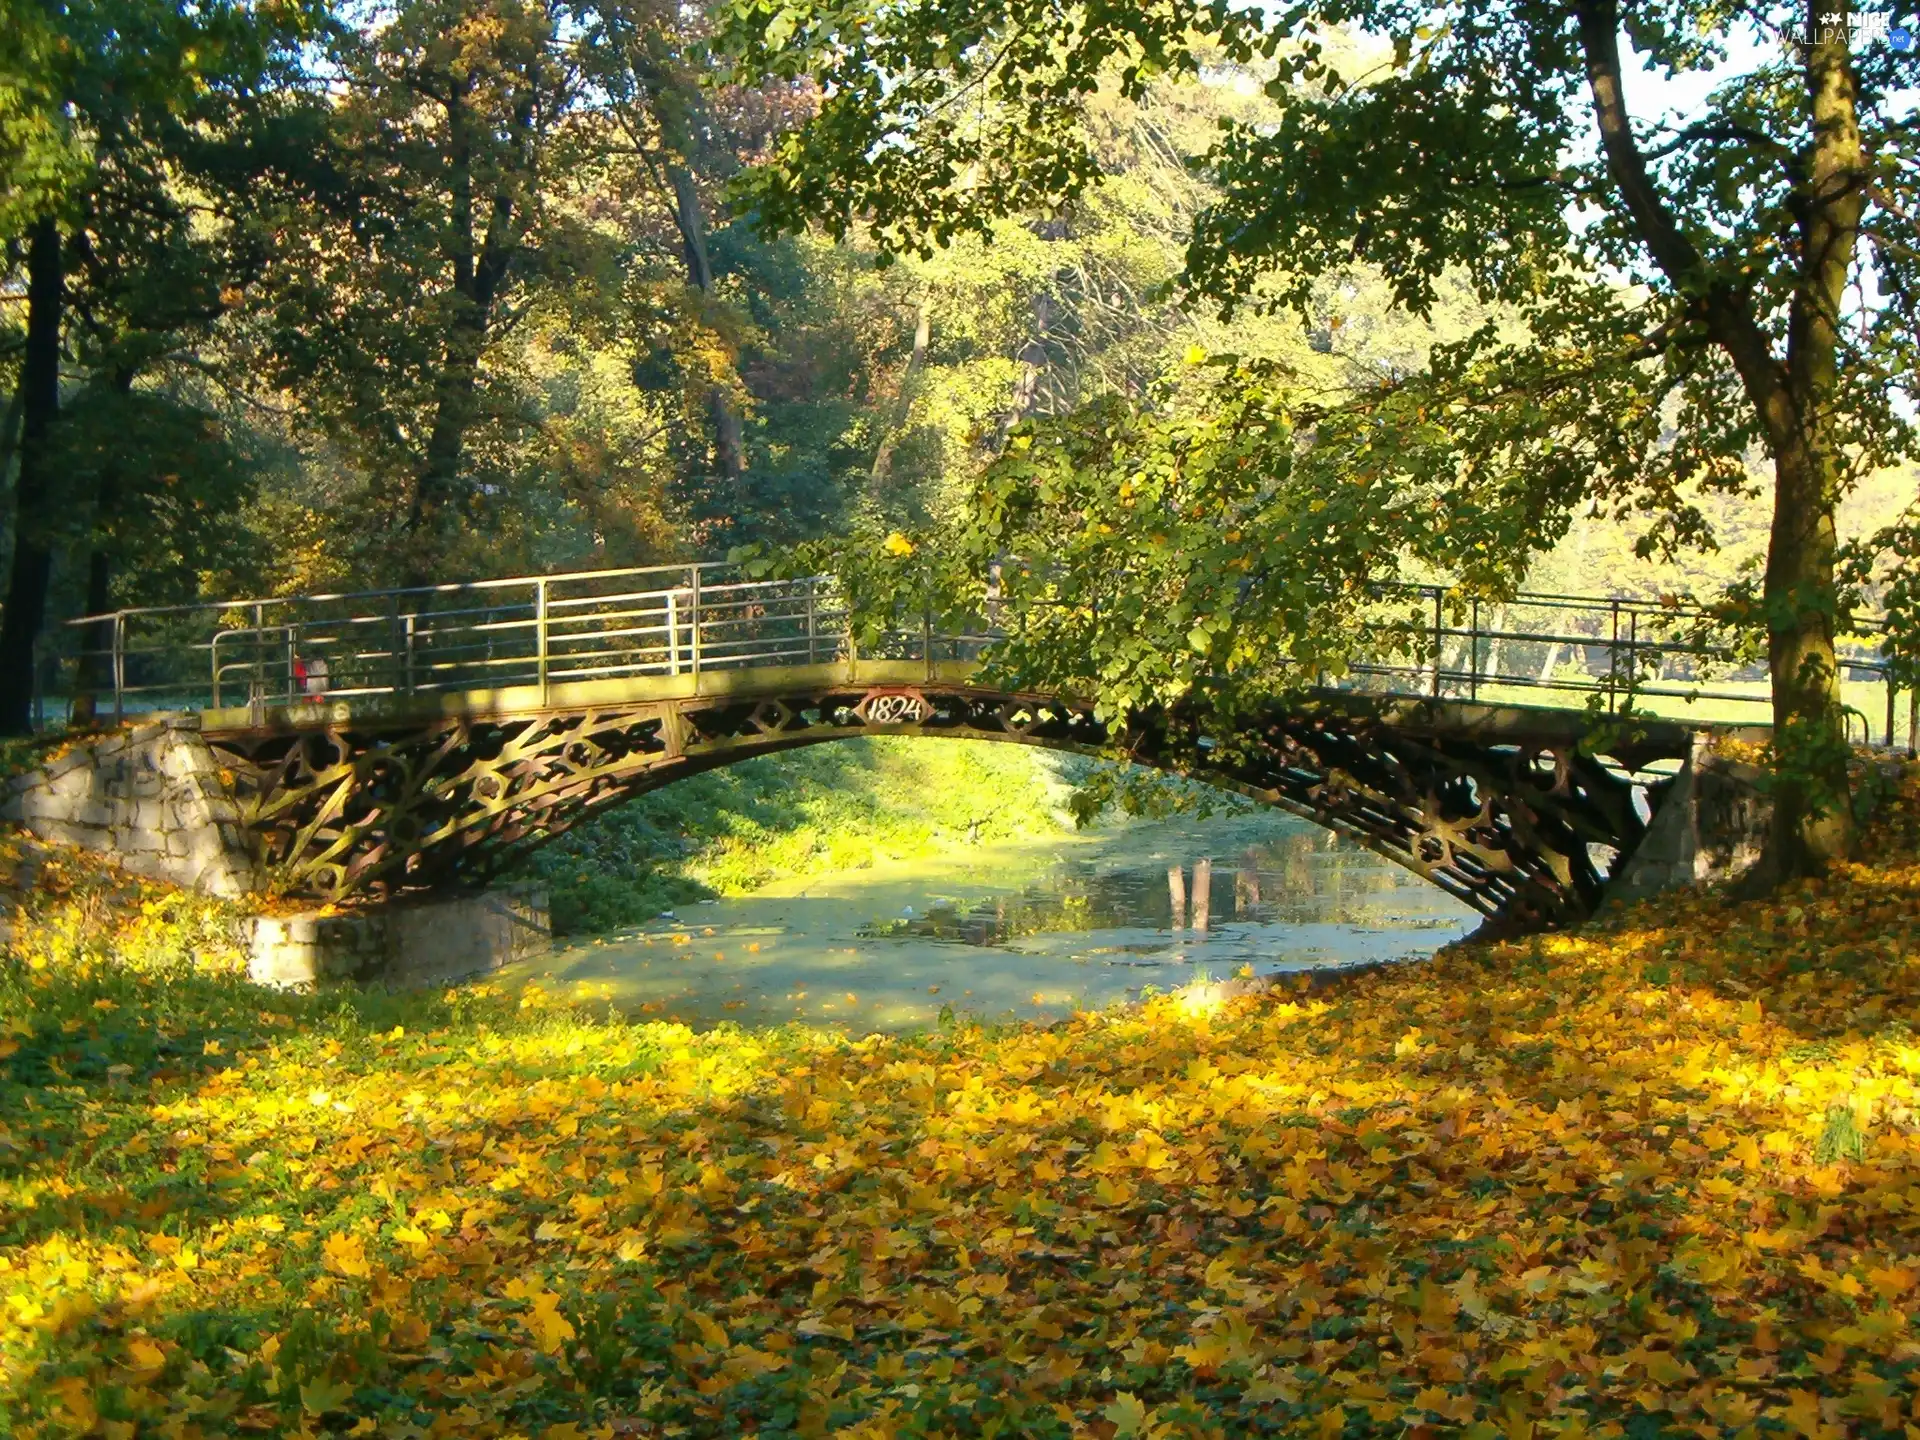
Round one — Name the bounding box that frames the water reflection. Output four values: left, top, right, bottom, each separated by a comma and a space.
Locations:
862, 829, 1428, 948
498, 813, 1474, 1032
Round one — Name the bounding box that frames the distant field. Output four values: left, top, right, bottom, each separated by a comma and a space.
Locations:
1463, 674, 1913, 749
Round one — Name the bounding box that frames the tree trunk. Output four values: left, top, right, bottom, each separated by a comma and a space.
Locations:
0, 375, 24, 492
0, 218, 64, 735
1758, 434, 1850, 874
1749, 7, 1865, 876
871, 294, 931, 487
1576, 0, 1861, 880
669, 164, 744, 491
76, 370, 138, 708
411, 307, 489, 582
407, 86, 521, 586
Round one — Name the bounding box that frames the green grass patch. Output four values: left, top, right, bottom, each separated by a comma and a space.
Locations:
515, 737, 1078, 935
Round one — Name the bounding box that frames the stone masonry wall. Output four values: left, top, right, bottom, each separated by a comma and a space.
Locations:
0, 717, 259, 897
246, 889, 551, 989
1605, 733, 1771, 907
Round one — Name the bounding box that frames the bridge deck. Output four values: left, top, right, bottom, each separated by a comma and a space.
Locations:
192, 654, 1725, 764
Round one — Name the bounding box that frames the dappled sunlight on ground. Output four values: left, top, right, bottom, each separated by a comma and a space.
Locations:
2, 770, 1920, 1436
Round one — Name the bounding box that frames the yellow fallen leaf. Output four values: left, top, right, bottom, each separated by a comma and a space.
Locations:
322, 1232, 370, 1279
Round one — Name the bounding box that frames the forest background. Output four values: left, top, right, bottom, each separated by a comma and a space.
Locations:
0, 0, 1913, 726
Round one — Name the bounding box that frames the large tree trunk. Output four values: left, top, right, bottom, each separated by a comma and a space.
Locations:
406, 87, 524, 586
76, 370, 138, 712
1751, 9, 1865, 876
669, 164, 744, 491
871, 294, 931, 488
0, 218, 64, 735
407, 91, 483, 585
1576, 0, 1861, 881
410, 307, 489, 583
1759, 433, 1850, 873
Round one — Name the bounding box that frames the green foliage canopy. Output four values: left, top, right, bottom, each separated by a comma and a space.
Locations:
721, 0, 1919, 872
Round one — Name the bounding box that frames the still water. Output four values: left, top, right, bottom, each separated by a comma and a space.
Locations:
501, 808, 1476, 1032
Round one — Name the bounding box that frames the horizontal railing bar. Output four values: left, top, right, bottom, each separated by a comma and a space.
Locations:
64, 562, 739, 623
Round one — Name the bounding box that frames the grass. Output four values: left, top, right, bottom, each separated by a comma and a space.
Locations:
5, 770, 1920, 1436
515, 738, 1079, 936
0, 736, 79, 788
1468, 672, 1915, 749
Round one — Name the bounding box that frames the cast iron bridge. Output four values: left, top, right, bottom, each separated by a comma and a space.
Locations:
56, 563, 1909, 928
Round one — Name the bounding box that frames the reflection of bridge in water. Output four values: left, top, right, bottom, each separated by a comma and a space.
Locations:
54, 561, 1910, 931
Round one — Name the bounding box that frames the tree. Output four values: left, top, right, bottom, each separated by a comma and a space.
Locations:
0, 0, 315, 733
571, 0, 755, 516
261, 0, 583, 584
720, 0, 1918, 881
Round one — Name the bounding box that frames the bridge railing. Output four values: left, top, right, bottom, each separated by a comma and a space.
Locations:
49, 563, 859, 721
1295, 583, 1904, 747
44, 562, 1914, 750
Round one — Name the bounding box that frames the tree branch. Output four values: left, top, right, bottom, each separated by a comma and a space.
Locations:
1642, 122, 1794, 164
1571, 0, 1787, 421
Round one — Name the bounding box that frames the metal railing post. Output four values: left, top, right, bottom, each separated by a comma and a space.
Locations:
923, 601, 934, 680
404, 614, 417, 696
1469, 596, 1480, 701
690, 566, 702, 686
666, 590, 681, 676
252, 601, 265, 723
536, 579, 550, 704
1608, 598, 1621, 713
112, 614, 125, 727
806, 582, 818, 664
1430, 587, 1442, 698
389, 599, 402, 697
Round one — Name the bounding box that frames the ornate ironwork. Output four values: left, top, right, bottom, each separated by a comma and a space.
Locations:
205, 681, 1686, 928
58, 551, 1900, 925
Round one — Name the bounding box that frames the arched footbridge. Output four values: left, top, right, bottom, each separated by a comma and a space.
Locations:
52, 562, 1910, 929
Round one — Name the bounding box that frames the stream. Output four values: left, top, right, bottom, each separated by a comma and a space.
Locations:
498, 806, 1476, 1032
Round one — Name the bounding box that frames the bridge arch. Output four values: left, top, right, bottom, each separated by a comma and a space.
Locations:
203, 667, 1690, 930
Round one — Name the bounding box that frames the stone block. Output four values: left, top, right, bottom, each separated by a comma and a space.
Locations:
31, 818, 103, 848
249, 938, 322, 988
187, 774, 228, 802
41, 749, 96, 782
70, 799, 115, 828
2, 721, 260, 898
46, 766, 97, 799
14, 790, 73, 821
240, 890, 552, 991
